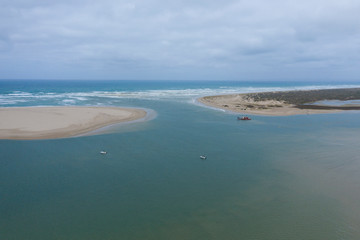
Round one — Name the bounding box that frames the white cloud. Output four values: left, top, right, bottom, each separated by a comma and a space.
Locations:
0, 0, 359, 80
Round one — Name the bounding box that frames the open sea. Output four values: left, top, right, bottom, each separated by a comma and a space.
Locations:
1, 80, 360, 240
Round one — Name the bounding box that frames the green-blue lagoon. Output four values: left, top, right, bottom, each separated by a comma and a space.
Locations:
1, 80, 360, 239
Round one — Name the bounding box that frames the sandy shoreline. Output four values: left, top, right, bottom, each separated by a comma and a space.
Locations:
198, 94, 341, 116
198, 89, 360, 116
0, 106, 147, 140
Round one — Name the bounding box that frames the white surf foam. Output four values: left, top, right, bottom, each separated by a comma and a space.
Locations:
1, 84, 360, 106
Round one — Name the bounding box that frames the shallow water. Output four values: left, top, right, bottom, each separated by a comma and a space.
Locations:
311, 99, 360, 106
1, 80, 360, 239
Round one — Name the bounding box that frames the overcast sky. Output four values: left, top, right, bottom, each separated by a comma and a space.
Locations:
1, 0, 359, 81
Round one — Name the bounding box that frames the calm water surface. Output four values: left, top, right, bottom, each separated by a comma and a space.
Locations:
1, 80, 360, 239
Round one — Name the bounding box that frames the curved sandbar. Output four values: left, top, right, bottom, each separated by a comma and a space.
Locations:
0, 106, 147, 140
199, 88, 360, 116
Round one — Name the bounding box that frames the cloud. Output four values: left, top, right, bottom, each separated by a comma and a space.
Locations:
0, 0, 360, 80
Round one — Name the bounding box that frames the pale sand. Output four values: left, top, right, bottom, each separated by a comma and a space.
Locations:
198, 94, 343, 116
0, 106, 147, 140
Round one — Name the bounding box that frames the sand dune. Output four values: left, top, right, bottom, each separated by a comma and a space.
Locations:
198, 88, 360, 116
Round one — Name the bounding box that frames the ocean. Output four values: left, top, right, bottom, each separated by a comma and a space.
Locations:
1, 80, 360, 239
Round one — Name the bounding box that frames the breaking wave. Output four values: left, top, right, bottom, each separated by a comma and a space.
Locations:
1, 84, 360, 106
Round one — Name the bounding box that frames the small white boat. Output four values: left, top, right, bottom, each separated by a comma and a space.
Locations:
200, 155, 207, 160
100, 151, 107, 155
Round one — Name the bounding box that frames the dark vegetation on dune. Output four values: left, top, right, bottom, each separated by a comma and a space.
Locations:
245, 88, 360, 110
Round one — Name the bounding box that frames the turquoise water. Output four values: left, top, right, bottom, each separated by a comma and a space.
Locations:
1, 80, 360, 239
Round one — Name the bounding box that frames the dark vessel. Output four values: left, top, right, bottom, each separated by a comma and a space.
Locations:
238, 116, 251, 120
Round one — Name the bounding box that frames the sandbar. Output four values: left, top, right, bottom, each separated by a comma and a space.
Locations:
198, 88, 360, 116
0, 106, 147, 140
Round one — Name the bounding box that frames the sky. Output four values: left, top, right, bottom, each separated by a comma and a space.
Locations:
0, 0, 360, 81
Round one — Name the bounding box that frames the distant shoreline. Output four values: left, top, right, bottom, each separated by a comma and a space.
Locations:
198, 88, 360, 116
0, 106, 147, 140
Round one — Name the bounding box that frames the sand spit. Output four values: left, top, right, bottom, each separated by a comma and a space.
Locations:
198, 88, 360, 116
0, 106, 147, 140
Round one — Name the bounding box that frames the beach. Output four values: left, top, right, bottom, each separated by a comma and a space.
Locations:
198, 88, 360, 116
0, 106, 147, 140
